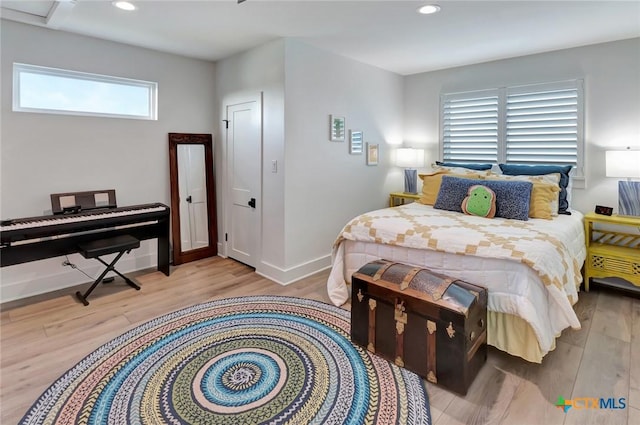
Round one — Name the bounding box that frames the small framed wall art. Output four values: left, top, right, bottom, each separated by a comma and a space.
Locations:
367, 143, 379, 166
349, 130, 363, 154
330, 115, 345, 142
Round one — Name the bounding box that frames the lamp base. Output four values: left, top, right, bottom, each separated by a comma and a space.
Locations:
619, 181, 640, 216
404, 169, 418, 194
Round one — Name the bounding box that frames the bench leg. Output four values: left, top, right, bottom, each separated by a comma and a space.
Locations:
95, 254, 141, 291
75, 251, 139, 306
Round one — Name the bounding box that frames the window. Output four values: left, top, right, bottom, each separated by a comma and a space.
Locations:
441, 89, 499, 163
441, 80, 583, 177
13, 63, 157, 120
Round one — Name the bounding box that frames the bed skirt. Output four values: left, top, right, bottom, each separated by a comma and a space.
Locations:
487, 310, 553, 363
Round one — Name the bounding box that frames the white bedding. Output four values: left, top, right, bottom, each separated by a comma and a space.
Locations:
327, 203, 586, 359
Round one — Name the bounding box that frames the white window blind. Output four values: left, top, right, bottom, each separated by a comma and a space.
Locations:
441, 90, 499, 163
440, 80, 584, 174
505, 81, 582, 165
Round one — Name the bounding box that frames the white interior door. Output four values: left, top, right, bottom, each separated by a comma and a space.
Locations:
177, 144, 209, 251
226, 97, 261, 267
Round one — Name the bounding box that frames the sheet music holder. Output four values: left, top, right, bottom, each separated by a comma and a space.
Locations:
51, 189, 117, 214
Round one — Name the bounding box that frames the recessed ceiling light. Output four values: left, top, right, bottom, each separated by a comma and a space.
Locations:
113, 1, 136, 11
417, 4, 441, 15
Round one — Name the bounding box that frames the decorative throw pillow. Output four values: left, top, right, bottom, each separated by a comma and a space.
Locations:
485, 173, 561, 218
527, 182, 560, 219
499, 164, 572, 215
417, 169, 488, 206
461, 185, 496, 218
435, 161, 494, 171
434, 176, 533, 221
431, 165, 492, 175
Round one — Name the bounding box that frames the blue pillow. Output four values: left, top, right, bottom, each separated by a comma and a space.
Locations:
434, 176, 533, 221
436, 161, 493, 171
499, 164, 572, 215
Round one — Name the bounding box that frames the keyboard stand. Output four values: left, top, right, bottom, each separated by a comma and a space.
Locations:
75, 235, 141, 306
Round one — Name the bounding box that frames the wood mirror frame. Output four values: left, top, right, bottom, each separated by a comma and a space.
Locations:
168, 133, 217, 265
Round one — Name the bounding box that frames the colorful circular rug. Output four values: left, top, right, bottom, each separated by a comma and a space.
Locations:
20, 296, 431, 424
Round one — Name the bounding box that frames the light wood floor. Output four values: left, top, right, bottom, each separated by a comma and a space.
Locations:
1, 256, 639, 425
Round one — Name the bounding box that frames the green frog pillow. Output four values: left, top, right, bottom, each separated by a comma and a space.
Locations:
461, 184, 496, 218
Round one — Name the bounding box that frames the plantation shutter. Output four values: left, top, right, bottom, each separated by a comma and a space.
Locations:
505, 80, 583, 166
441, 90, 499, 163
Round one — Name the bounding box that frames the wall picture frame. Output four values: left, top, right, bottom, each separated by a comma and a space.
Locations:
349, 130, 363, 154
367, 143, 379, 165
330, 115, 345, 142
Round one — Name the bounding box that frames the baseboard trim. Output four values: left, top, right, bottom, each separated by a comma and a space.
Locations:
0, 253, 155, 303
2, 251, 332, 302
256, 254, 331, 286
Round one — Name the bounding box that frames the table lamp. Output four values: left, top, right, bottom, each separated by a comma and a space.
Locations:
606, 147, 640, 216
396, 148, 425, 194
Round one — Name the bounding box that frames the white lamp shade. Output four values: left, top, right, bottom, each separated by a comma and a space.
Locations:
396, 148, 425, 168
606, 150, 640, 178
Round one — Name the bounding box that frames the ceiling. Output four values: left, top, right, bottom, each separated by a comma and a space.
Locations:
1, 0, 639, 75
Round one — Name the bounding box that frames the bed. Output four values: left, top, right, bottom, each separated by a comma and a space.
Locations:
327, 193, 586, 363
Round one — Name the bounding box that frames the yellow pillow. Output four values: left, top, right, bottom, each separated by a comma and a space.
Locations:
527, 182, 560, 219
485, 174, 560, 219
418, 169, 488, 206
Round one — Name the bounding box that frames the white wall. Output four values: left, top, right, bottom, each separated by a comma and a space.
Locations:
0, 20, 216, 301
403, 38, 640, 214
214, 39, 404, 284
283, 39, 404, 270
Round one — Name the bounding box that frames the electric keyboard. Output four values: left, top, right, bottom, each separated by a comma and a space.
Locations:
0, 203, 170, 275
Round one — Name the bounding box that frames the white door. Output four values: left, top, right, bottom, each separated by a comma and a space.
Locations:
177, 144, 209, 251
225, 97, 261, 267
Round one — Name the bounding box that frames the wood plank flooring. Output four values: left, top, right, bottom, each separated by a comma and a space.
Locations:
1, 256, 638, 424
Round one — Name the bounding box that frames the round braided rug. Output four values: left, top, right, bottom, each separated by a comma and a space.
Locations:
20, 296, 431, 425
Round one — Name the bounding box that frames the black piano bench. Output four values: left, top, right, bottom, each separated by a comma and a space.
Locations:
75, 235, 141, 306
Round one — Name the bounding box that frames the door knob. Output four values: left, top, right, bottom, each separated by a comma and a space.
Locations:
248, 198, 256, 208
186, 195, 192, 203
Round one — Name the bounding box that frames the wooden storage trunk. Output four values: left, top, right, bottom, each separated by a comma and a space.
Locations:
350, 259, 487, 395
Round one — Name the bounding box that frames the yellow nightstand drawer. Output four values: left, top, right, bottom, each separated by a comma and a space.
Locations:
586, 250, 640, 286
583, 212, 640, 292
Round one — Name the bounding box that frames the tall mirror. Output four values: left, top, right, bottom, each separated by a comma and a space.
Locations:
169, 133, 217, 265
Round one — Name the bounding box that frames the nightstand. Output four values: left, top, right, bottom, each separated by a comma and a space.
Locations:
583, 212, 640, 292
389, 192, 421, 207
